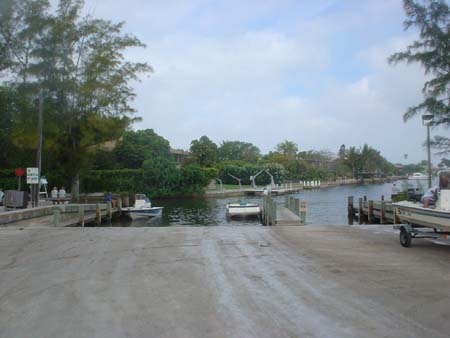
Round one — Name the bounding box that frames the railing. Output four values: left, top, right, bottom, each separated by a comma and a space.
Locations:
285, 196, 307, 224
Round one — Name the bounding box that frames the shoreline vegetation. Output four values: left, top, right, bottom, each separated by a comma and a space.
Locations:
0, 128, 426, 199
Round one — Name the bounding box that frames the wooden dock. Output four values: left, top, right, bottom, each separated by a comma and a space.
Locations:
0, 202, 122, 227
347, 196, 397, 225
262, 195, 307, 226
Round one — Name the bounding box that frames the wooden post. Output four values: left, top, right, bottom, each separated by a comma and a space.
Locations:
52, 208, 61, 226
262, 196, 266, 225
380, 200, 386, 224
285, 195, 288, 208
364, 195, 367, 202
300, 201, 307, 224
394, 207, 400, 224
122, 195, 129, 208
381, 195, 385, 201
271, 198, 277, 225
78, 206, 85, 227
96, 203, 101, 225
117, 198, 122, 216
294, 198, 300, 216
347, 196, 354, 225
368, 200, 374, 224
268, 198, 273, 225
106, 201, 112, 220
358, 197, 363, 224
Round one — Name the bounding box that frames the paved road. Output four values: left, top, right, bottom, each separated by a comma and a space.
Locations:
0, 225, 449, 338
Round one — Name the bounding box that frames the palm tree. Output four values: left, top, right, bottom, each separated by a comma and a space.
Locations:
276, 140, 298, 160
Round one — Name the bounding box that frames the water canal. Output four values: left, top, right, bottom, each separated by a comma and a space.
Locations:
110, 182, 413, 227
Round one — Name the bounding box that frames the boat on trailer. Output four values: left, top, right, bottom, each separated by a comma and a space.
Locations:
226, 201, 261, 219
393, 171, 450, 247
123, 194, 163, 219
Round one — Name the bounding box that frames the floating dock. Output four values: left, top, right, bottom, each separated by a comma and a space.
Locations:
262, 195, 306, 226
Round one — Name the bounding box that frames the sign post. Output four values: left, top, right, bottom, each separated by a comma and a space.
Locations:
27, 167, 39, 207
15, 167, 25, 190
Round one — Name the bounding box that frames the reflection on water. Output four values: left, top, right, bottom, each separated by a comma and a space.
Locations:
111, 182, 405, 227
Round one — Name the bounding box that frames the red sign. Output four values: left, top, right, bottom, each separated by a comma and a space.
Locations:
15, 168, 25, 177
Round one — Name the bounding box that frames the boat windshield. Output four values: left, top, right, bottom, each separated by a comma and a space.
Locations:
135, 194, 147, 200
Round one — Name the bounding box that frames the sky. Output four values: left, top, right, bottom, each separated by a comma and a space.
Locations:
82, 0, 441, 164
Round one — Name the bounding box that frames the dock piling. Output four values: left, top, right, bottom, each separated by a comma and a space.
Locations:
294, 199, 300, 216
107, 202, 112, 220
300, 201, 307, 224
96, 203, 101, 225
347, 196, 354, 225
78, 206, 85, 227
358, 197, 363, 224
52, 208, 61, 226
117, 198, 122, 216
380, 200, 386, 224
368, 200, 374, 224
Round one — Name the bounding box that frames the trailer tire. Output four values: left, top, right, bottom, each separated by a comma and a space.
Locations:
400, 228, 412, 248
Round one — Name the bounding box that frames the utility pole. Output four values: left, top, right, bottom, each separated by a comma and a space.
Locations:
422, 114, 434, 189
35, 89, 44, 206
426, 123, 432, 189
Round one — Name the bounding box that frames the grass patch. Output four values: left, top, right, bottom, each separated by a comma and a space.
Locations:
221, 184, 252, 190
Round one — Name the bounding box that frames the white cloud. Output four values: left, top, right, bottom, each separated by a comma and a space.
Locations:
80, 0, 435, 164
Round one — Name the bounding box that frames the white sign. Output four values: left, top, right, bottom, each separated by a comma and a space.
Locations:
27, 167, 39, 184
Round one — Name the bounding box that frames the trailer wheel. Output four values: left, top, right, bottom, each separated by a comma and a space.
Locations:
400, 228, 412, 248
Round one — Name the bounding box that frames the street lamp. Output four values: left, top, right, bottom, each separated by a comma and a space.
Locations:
422, 114, 434, 188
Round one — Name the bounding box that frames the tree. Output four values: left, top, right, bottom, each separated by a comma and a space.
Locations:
114, 129, 171, 169
438, 157, 450, 168
190, 136, 218, 167
275, 140, 298, 160
2, 0, 151, 199
338, 144, 346, 160
0, 87, 14, 166
217, 140, 260, 163
345, 147, 360, 178
389, 0, 450, 151
142, 157, 180, 196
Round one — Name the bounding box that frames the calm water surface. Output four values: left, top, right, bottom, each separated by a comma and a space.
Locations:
112, 182, 401, 227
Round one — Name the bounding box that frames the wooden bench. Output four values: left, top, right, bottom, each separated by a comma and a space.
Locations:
51, 198, 71, 204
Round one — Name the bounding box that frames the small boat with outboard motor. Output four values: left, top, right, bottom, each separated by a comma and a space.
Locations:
123, 194, 163, 219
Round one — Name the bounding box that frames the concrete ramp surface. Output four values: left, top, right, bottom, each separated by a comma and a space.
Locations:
0, 226, 449, 338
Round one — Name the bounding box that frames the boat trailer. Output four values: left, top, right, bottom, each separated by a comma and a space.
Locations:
393, 223, 450, 247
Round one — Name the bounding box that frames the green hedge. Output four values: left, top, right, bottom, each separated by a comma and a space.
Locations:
81, 169, 144, 193
0, 169, 19, 190
0, 177, 18, 190
80, 165, 212, 197
0, 169, 15, 177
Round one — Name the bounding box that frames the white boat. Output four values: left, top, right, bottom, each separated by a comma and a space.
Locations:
407, 172, 428, 180
226, 201, 261, 219
123, 194, 163, 219
393, 171, 450, 247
